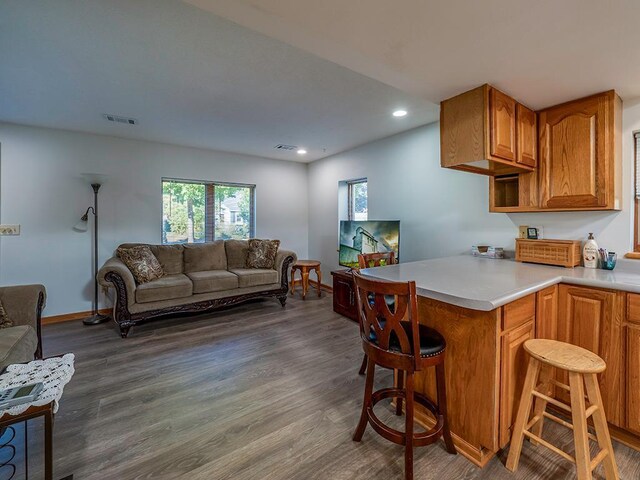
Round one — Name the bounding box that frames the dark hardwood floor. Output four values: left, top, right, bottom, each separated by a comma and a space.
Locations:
40, 294, 640, 479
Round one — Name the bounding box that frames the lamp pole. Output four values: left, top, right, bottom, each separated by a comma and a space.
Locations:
83, 183, 109, 325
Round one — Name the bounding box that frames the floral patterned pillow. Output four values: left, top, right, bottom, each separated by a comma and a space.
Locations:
246, 239, 280, 269
0, 301, 13, 329
117, 245, 164, 284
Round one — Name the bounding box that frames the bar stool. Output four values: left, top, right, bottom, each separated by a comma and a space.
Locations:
357, 251, 397, 376
351, 271, 456, 480
506, 339, 619, 480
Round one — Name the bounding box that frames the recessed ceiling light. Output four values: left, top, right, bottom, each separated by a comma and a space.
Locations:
392, 109, 408, 117
297, 149, 307, 155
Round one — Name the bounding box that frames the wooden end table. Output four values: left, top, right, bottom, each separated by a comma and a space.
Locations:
0, 354, 75, 480
290, 260, 322, 300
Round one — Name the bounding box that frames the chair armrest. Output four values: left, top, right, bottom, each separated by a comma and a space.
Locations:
275, 249, 297, 284
0, 284, 46, 358
98, 257, 137, 308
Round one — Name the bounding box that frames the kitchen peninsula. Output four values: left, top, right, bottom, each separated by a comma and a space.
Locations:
361, 255, 640, 467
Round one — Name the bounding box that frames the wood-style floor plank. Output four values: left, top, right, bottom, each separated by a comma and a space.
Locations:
39, 295, 640, 479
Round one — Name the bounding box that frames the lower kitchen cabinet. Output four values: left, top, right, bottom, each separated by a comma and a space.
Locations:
556, 285, 625, 426
500, 319, 535, 448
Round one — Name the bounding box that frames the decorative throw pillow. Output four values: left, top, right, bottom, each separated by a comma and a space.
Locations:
246, 239, 280, 269
117, 245, 164, 284
0, 300, 13, 329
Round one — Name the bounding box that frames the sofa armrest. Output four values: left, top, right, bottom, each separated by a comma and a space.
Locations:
98, 257, 137, 309
275, 249, 297, 285
0, 284, 46, 359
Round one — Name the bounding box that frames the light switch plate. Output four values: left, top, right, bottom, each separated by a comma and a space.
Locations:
0, 225, 20, 236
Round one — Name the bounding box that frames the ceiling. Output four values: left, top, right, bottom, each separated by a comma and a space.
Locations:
187, 0, 640, 110
0, 0, 436, 162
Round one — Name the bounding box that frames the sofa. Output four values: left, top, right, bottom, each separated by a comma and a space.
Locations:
98, 240, 296, 338
0, 284, 45, 371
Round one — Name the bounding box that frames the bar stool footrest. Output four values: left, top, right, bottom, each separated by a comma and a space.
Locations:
367, 387, 444, 447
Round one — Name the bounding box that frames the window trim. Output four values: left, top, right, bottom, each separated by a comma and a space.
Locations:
635, 134, 640, 253
347, 178, 367, 221
161, 177, 256, 244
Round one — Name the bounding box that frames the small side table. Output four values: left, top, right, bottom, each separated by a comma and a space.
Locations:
0, 354, 75, 480
290, 260, 322, 300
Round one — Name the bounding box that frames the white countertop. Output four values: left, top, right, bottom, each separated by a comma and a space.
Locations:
360, 255, 640, 311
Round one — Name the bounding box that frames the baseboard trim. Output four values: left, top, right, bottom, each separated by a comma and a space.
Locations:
43, 308, 111, 325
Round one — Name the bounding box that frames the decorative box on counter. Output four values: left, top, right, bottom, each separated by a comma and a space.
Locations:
515, 238, 581, 268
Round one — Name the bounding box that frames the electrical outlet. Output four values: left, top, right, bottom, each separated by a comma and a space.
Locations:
0, 225, 20, 236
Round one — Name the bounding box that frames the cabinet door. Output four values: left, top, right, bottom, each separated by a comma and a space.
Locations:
332, 275, 357, 321
516, 104, 537, 167
627, 325, 640, 434
489, 88, 517, 162
536, 285, 558, 340
500, 321, 535, 448
557, 285, 624, 425
538, 92, 613, 209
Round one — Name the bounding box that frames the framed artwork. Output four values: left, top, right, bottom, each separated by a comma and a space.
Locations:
527, 227, 539, 239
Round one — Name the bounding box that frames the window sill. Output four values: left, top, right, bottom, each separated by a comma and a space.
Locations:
625, 252, 640, 260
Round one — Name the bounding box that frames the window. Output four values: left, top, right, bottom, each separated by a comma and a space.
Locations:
348, 179, 368, 221
633, 132, 640, 253
162, 179, 255, 244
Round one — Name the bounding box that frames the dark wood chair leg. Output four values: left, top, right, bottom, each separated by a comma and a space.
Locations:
396, 369, 404, 416
404, 372, 415, 480
436, 361, 456, 454
353, 357, 375, 442
358, 354, 368, 375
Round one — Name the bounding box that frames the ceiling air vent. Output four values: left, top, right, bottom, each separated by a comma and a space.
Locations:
274, 144, 297, 151
103, 114, 138, 125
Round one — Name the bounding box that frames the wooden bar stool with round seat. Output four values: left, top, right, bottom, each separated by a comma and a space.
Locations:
351, 270, 456, 480
357, 251, 397, 376
506, 339, 619, 480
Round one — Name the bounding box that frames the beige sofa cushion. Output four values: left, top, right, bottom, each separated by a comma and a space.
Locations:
0, 325, 37, 371
186, 270, 239, 294
229, 268, 278, 288
136, 274, 193, 304
150, 244, 184, 275
184, 242, 227, 272
225, 240, 249, 269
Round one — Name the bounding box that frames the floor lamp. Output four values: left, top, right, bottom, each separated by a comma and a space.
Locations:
74, 182, 109, 325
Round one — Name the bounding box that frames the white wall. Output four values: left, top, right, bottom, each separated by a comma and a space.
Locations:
0, 123, 308, 315
308, 103, 640, 276
308, 122, 517, 274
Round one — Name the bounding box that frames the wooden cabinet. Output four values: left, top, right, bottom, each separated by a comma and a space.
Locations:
516, 104, 537, 168
557, 285, 625, 425
441, 84, 536, 176
331, 270, 357, 321
499, 295, 536, 448
490, 88, 517, 162
626, 294, 640, 434
538, 90, 622, 210
626, 324, 640, 434
536, 285, 558, 340
489, 90, 621, 212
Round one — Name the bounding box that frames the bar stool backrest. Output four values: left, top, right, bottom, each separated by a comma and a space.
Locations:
357, 251, 396, 269
352, 271, 420, 370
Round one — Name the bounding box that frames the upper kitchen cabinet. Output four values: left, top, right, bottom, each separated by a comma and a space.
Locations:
441, 84, 536, 176
538, 90, 622, 210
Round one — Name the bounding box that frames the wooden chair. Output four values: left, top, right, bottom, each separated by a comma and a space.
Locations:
351, 271, 456, 480
506, 339, 619, 480
357, 251, 397, 375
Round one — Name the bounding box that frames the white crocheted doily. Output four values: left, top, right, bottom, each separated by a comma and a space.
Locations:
0, 353, 75, 417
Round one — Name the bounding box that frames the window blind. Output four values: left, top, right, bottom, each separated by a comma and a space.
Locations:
636, 132, 640, 198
